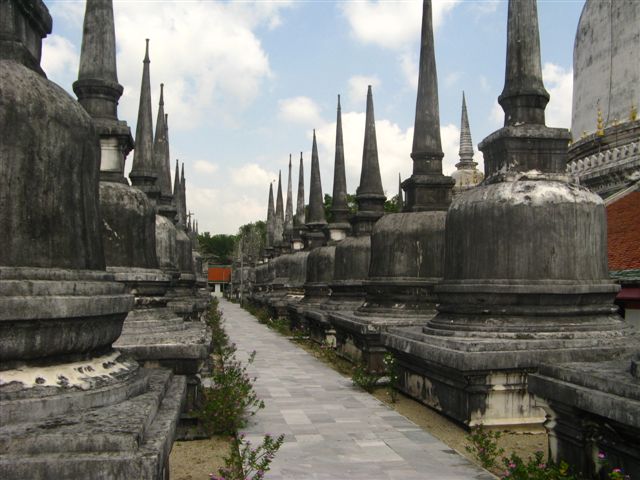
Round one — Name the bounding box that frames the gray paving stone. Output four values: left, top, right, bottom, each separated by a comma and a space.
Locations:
220, 300, 494, 479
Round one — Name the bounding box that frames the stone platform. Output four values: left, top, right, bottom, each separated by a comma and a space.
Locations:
219, 299, 493, 480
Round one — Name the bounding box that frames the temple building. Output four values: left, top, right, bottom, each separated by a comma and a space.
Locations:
451, 93, 483, 196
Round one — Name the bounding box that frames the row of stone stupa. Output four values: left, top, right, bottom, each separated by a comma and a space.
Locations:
0, 1, 211, 477
237, 1, 639, 478
261, 91, 483, 258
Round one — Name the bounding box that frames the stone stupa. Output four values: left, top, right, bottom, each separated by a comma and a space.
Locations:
383, 0, 635, 427
0, 1, 185, 476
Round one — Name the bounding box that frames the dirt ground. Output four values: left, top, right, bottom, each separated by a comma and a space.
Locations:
170, 435, 231, 480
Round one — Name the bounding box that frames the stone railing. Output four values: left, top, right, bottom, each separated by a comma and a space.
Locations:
567, 139, 639, 176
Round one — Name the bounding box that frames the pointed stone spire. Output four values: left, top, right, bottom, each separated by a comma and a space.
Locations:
274, 170, 285, 246
284, 155, 294, 241
403, 0, 454, 211
266, 183, 275, 251
180, 162, 187, 226
156, 111, 177, 218
295, 152, 305, 226
498, 0, 549, 126
130, 39, 158, 196
352, 86, 386, 236
153, 84, 172, 195
397, 173, 404, 210
73, 0, 133, 180
173, 158, 183, 225
307, 130, 327, 226
479, 0, 569, 178
331, 95, 349, 225
456, 92, 477, 169
304, 131, 327, 249
74, 0, 121, 119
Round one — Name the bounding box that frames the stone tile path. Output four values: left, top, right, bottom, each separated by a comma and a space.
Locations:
220, 299, 493, 480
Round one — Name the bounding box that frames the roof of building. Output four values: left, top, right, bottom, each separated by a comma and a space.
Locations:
607, 189, 640, 271
208, 267, 231, 282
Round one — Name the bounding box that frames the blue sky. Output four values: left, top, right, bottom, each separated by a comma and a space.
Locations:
42, 0, 584, 234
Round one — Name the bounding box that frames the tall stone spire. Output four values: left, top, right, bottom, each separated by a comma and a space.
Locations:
129, 39, 158, 197
274, 170, 285, 247
73, 0, 133, 181
173, 158, 183, 225
73, 0, 120, 119
296, 152, 305, 226
284, 155, 294, 242
352, 86, 386, 235
498, 0, 549, 126
397, 173, 404, 210
180, 162, 187, 226
402, 0, 454, 211
307, 130, 326, 226
331, 95, 349, 226
480, 0, 567, 179
266, 182, 275, 251
153, 84, 172, 200
304, 131, 327, 249
456, 92, 476, 169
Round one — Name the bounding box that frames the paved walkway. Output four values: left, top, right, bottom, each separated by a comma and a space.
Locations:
219, 299, 493, 480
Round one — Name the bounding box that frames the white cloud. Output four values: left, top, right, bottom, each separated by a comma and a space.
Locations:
341, 0, 460, 50
542, 62, 573, 129
230, 163, 277, 188
444, 71, 461, 88
400, 52, 419, 89
43, 1, 292, 132
347, 75, 381, 107
490, 100, 503, 127
440, 123, 460, 175
278, 96, 323, 125
41, 35, 79, 81
194, 160, 218, 175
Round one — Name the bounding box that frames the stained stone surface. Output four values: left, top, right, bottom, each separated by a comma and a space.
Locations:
220, 300, 493, 480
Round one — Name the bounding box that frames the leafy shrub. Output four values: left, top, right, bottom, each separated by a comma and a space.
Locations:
210, 433, 285, 480
351, 362, 381, 393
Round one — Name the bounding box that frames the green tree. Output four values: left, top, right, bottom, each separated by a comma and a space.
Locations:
384, 194, 401, 213
235, 221, 266, 263
198, 232, 237, 264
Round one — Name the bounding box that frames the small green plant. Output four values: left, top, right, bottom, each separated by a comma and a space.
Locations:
210, 433, 285, 480
465, 425, 505, 470
268, 317, 291, 336
382, 352, 399, 403
351, 362, 381, 393
198, 346, 265, 435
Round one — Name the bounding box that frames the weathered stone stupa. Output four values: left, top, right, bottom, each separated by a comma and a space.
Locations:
288, 131, 335, 329
328, 86, 388, 361
292, 152, 307, 250
74, 7, 209, 420
330, 0, 451, 372
451, 93, 483, 196
383, 0, 635, 427
0, 1, 185, 476
305, 95, 354, 343
251, 183, 275, 307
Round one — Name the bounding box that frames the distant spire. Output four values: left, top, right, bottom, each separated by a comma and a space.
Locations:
498, 0, 549, 126
74, 0, 121, 119
403, 0, 454, 211
162, 113, 174, 201
307, 130, 327, 226
331, 94, 349, 225
130, 39, 158, 194
351, 86, 386, 235
398, 173, 404, 210
358, 86, 385, 201
456, 92, 477, 170
153, 83, 172, 196
284, 155, 294, 239
266, 183, 275, 249
295, 152, 305, 226
274, 170, 284, 245
180, 162, 187, 226
173, 158, 182, 225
